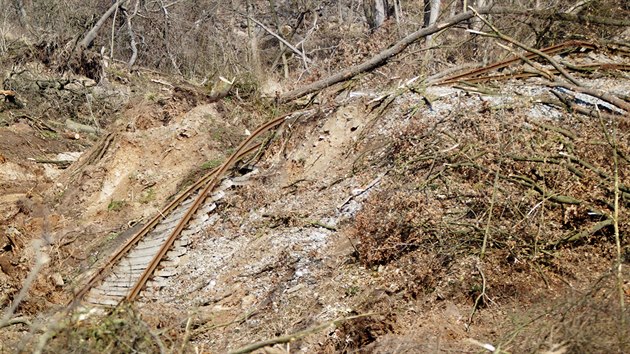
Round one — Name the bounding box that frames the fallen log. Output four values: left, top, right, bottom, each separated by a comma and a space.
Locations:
279, 6, 508, 103
65, 119, 100, 135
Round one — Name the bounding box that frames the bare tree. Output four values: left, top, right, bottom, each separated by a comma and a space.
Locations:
364, 0, 392, 30
424, 0, 441, 28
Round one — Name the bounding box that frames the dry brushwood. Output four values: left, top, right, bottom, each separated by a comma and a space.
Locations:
228, 314, 376, 354
279, 6, 510, 103
549, 81, 630, 114
469, 7, 583, 86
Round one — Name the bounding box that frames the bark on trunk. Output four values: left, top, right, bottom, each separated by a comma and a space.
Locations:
78, 0, 127, 51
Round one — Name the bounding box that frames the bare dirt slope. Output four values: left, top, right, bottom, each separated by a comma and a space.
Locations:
128, 78, 629, 353
1, 49, 629, 354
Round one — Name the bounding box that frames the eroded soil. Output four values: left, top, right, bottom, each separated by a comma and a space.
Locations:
1, 55, 629, 354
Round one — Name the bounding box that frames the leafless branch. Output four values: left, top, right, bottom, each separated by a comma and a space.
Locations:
469, 7, 583, 87
245, 15, 312, 65
279, 6, 505, 103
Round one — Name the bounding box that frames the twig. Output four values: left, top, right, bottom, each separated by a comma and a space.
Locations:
527, 120, 576, 140
192, 309, 256, 337
337, 171, 387, 210
508, 174, 582, 205
244, 15, 312, 64
177, 317, 193, 354
0, 316, 31, 329
32, 159, 73, 168
19, 114, 58, 133
140, 317, 167, 354
469, 7, 583, 86
481, 162, 500, 259
467, 263, 488, 331
598, 110, 627, 344
556, 218, 614, 245
33, 325, 57, 354
228, 313, 376, 354
0, 240, 49, 327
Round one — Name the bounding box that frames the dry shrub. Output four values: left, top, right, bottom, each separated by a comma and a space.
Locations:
347, 96, 629, 349
352, 104, 629, 268
44, 305, 169, 353
501, 272, 630, 353
353, 186, 440, 266
324, 315, 396, 353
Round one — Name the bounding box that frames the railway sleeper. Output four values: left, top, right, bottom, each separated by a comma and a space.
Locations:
135, 236, 190, 250
86, 293, 123, 306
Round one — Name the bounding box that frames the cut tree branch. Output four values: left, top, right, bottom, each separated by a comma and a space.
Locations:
228, 313, 376, 354
550, 81, 630, 114
278, 6, 505, 103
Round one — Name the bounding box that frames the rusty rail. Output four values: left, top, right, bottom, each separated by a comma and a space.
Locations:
435, 40, 596, 85
126, 113, 292, 301
71, 111, 299, 306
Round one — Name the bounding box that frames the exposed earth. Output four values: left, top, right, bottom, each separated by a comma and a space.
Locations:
1, 29, 630, 354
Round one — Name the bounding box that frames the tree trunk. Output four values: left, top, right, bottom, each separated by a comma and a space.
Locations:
13, 0, 27, 27
124, 5, 138, 69
364, 0, 390, 30
79, 0, 127, 51
424, 0, 441, 27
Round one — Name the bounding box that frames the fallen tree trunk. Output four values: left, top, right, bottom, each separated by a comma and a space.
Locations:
279, 6, 505, 103
65, 119, 100, 135
278, 6, 628, 104
78, 0, 127, 51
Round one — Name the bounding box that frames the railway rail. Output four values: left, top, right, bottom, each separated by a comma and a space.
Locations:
70, 39, 627, 307
70, 110, 308, 307
435, 40, 599, 85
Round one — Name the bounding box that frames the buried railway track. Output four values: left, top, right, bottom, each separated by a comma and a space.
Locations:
69, 39, 627, 307
70, 110, 309, 307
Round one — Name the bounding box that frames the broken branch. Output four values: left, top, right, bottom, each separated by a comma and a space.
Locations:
79, 0, 127, 50
279, 6, 505, 103
228, 313, 376, 354
469, 7, 583, 86
245, 15, 312, 65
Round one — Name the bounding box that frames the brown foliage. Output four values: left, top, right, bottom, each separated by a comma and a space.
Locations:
350, 105, 629, 268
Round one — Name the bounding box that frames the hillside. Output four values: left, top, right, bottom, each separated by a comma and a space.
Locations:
0, 1, 629, 353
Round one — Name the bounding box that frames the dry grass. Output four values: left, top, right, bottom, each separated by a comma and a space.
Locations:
499, 270, 630, 353
348, 95, 629, 351
40, 305, 172, 354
